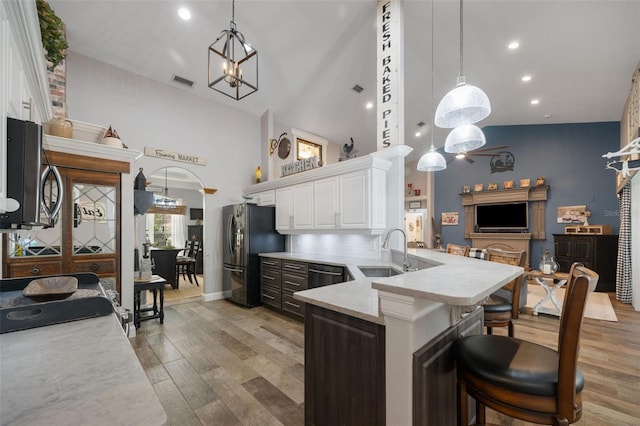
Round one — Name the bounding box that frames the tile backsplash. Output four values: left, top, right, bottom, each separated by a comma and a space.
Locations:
290, 234, 381, 260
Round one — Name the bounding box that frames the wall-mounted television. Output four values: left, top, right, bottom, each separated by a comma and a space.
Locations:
475, 202, 528, 232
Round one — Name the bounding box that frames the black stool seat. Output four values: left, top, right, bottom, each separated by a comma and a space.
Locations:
482, 295, 512, 314
455, 335, 584, 397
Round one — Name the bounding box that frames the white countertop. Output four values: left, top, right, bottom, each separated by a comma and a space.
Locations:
262, 249, 523, 324
0, 315, 167, 425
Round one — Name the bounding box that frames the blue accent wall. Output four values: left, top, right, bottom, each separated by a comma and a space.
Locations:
434, 122, 620, 266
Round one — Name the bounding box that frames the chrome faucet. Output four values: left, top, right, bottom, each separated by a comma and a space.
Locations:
381, 228, 413, 272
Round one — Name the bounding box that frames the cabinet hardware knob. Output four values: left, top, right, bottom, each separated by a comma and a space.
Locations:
31, 266, 41, 274
91, 263, 99, 271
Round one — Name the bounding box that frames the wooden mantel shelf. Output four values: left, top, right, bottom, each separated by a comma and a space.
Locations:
460, 185, 549, 241
460, 185, 548, 205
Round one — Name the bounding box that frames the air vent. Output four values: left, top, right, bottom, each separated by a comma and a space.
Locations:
352, 84, 364, 93
172, 75, 194, 87
417, 121, 426, 127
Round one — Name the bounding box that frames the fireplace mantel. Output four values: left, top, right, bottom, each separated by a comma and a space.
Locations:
460, 185, 549, 242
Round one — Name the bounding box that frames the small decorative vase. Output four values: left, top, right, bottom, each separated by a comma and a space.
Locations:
48, 117, 73, 138
539, 248, 559, 275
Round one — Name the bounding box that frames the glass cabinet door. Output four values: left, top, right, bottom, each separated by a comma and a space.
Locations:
70, 177, 118, 255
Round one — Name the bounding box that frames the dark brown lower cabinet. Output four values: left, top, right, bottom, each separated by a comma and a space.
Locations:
304, 304, 385, 426
412, 307, 483, 426
553, 234, 618, 292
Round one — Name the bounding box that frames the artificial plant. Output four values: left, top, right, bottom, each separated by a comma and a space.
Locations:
36, 0, 68, 69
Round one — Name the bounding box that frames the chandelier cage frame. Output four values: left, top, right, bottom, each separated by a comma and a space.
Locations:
208, 0, 258, 100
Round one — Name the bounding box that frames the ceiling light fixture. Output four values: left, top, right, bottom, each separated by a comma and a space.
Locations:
365, 102, 374, 109
508, 41, 519, 50
531, 99, 540, 105
521, 75, 532, 82
444, 123, 486, 153
415, 131, 422, 138
178, 7, 191, 21
434, 0, 491, 129
418, 0, 446, 172
148, 169, 186, 215
208, 0, 258, 100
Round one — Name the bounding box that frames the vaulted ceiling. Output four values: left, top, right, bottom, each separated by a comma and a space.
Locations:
49, 0, 640, 161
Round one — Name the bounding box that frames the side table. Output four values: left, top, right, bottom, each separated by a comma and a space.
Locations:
134, 275, 167, 328
526, 270, 570, 316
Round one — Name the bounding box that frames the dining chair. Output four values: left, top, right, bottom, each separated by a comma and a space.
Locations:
446, 243, 470, 256
454, 262, 598, 426
176, 240, 200, 286
483, 248, 526, 337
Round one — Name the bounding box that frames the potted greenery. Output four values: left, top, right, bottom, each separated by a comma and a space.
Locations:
36, 0, 68, 69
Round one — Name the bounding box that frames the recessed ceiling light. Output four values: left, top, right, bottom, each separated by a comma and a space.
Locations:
508, 41, 520, 50
365, 102, 373, 109
178, 7, 191, 21
544, 114, 552, 118
415, 131, 421, 138
521, 75, 532, 82
530, 99, 540, 105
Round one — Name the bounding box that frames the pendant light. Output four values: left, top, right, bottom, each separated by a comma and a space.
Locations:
208, 0, 258, 100
444, 123, 486, 153
434, 0, 490, 128
418, 0, 446, 172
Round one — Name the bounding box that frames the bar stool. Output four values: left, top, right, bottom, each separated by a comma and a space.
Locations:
482, 248, 526, 337
454, 263, 598, 426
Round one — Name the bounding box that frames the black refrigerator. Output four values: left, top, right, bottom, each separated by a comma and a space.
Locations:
223, 203, 285, 307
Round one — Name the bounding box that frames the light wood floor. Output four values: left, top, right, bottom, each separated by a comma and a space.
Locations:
130, 293, 640, 426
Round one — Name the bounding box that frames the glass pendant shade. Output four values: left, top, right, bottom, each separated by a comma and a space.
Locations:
444, 124, 486, 153
417, 149, 447, 172
435, 76, 491, 128
208, 16, 258, 100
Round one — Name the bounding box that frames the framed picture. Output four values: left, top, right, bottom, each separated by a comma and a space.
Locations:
462, 185, 471, 193
519, 178, 531, 188
474, 184, 484, 192
488, 182, 498, 190
190, 208, 203, 220
442, 212, 459, 225
504, 180, 514, 189
409, 201, 422, 209
557, 205, 588, 224
296, 138, 323, 162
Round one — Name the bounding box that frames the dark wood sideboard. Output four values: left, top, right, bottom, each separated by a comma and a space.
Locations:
553, 234, 618, 292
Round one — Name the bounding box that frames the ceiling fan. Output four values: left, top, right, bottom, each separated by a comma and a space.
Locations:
445, 145, 510, 164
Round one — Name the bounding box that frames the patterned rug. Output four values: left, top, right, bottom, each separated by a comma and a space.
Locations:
525, 283, 618, 322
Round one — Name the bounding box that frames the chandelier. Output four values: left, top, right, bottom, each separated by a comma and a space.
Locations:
208, 0, 258, 100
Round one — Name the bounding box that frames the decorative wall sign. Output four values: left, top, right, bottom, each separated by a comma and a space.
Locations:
487, 182, 498, 190
504, 180, 514, 189
489, 151, 515, 173
144, 147, 206, 166
519, 178, 531, 188
474, 184, 484, 192
281, 156, 320, 177
409, 201, 422, 209
376, 0, 403, 150
442, 212, 459, 226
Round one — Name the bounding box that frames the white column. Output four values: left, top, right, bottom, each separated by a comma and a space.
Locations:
378, 291, 451, 425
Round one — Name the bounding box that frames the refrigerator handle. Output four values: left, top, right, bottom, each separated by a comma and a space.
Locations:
227, 214, 234, 256
223, 266, 244, 273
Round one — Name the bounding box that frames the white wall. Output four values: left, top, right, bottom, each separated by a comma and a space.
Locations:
65, 52, 262, 301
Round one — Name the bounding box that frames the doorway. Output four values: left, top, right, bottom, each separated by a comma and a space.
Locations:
145, 166, 204, 303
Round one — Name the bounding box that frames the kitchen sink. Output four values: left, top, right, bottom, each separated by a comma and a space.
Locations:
358, 266, 403, 277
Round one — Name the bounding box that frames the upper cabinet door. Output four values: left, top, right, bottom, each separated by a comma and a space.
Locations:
292, 182, 314, 228
338, 170, 369, 229
314, 177, 338, 229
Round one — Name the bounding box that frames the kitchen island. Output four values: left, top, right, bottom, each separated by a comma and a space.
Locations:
263, 248, 523, 425
0, 314, 167, 425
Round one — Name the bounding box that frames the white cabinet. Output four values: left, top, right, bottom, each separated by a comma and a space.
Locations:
276, 182, 313, 231
255, 190, 275, 206
311, 168, 386, 233
246, 154, 393, 235
314, 177, 339, 229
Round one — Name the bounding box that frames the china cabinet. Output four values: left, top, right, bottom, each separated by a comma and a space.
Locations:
3, 149, 129, 293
